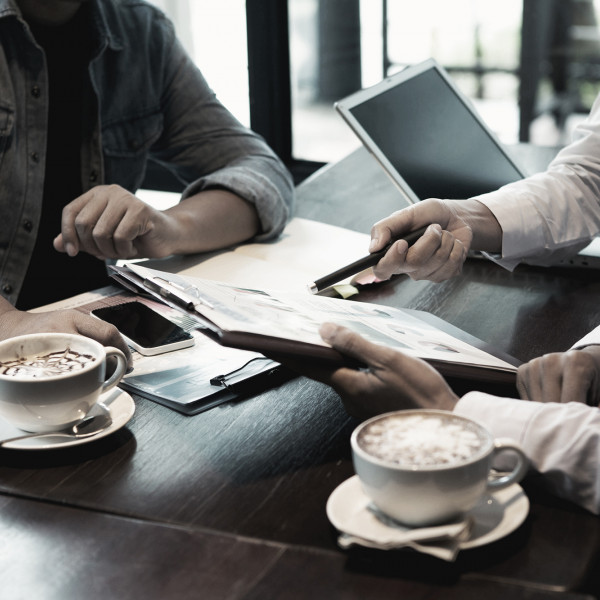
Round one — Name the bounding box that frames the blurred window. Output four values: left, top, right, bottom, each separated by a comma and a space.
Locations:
148, 1, 600, 180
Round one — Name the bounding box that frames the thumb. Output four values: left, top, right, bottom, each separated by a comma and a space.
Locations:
53, 234, 65, 252
53, 233, 78, 257
320, 322, 381, 364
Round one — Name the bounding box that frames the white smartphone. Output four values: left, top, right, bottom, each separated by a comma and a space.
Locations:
91, 301, 195, 356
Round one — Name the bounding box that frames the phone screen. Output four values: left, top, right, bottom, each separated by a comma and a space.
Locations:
92, 302, 193, 349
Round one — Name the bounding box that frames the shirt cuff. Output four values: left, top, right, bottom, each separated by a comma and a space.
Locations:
571, 324, 600, 349
474, 187, 548, 261
454, 392, 539, 443
182, 168, 291, 241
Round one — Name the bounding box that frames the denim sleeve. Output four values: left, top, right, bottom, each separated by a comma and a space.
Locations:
149, 34, 293, 241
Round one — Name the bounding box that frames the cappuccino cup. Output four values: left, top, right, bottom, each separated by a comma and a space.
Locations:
351, 409, 528, 527
0, 333, 127, 433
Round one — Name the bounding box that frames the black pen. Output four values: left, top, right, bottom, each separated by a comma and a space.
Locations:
308, 226, 428, 294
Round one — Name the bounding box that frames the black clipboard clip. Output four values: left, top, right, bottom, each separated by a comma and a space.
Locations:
210, 357, 274, 389
209, 357, 295, 397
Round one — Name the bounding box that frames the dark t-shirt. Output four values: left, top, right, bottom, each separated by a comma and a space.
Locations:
17, 7, 110, 310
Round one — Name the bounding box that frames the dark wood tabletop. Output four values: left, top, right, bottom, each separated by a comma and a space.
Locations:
1, 145, 599, 599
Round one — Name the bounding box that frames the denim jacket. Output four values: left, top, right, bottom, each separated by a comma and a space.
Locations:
0, 0, 293, 304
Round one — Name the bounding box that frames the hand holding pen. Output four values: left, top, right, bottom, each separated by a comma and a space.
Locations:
309, 199, 481, 293
309, 225, 429, 293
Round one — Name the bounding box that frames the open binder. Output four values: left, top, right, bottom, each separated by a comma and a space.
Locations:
108, 263, 521, 392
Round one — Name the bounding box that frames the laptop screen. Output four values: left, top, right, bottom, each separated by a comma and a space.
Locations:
335, 59, 525, 203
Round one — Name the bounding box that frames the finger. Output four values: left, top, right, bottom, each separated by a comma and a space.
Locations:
53, 233, 66, 253
515, 370, 529, 401
521, 360, 549, 403
403, 227, 454, 280
320, 322, 412, 386
413, 237, 467, 283
91, 191, 153, 259
560, 352, 596, 404
75, 315, 133, 369
372, 239, 410, 280
328, 369, 381, 418
561, 364, 592, 404
111, 210, 155, 258
518, 356, 562, 403
90, 202, 128, 258
372, 198, 453, 245
68, 194, 109, 258
370, 208, 415, 253
536, 357, 564, 404
60, 194, 93, 256
370, 203, 438, 253
320, 322, 388, 368
516, 361, 538, 401
373, 224, 444, 280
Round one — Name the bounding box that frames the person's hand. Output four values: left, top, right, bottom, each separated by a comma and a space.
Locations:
0, 308, 132, 369
517, 346, 600, 405
369, 198, 502, 283
53, 185, 177, 260
278, 323, 459, 420
54, 186, 263, 260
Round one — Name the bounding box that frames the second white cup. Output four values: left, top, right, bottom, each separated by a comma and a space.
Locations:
351, 409, 528, 527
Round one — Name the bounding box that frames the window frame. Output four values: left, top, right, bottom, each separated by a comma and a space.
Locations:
246, 0, 324, 184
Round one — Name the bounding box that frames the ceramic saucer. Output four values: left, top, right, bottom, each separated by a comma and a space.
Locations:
327, 475, 529, 554
0, 388, 135, 450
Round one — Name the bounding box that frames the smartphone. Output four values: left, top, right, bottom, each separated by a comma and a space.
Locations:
91, 301, 195, 356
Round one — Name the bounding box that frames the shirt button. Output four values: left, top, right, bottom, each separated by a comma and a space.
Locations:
30, 152, 39, 163
31, 85, 41, 98
2, 284, 12, 295
89, 170, 98, 183
22, 219, 33, 232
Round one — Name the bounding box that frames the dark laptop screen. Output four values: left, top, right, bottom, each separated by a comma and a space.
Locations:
347, 68, 524, 200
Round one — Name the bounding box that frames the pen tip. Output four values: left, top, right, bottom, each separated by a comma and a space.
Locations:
308, 283, 318, 294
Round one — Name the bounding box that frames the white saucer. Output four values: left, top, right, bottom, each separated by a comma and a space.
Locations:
327, 475, 529, 553
0, 388, 135, 450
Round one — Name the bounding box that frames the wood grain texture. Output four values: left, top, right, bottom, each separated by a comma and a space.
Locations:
0, 495, 595, 600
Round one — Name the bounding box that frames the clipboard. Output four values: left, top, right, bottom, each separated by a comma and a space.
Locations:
78, 294, 293, 416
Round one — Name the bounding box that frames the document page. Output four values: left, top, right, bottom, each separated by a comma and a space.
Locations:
138, 217, 372, 293
127, 263, 517, 373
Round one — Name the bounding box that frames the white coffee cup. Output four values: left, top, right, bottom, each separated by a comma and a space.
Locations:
0, 333, 127, 433
351, 409, 528, 527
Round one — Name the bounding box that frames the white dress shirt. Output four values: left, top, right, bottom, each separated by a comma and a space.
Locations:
454, 326, 600, 514
449, 95, 600, 513
474, 93, 600, 270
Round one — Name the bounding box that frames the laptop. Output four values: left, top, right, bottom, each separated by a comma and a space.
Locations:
334, 58, 600, 268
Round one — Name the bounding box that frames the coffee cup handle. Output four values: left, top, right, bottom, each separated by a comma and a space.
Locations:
101, 347, 127, 394
487, 438, 529, 490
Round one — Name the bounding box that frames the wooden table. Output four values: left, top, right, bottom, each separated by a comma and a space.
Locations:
0, 146, 599, 599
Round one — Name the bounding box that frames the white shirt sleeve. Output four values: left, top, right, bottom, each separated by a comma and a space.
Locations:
572, 324, 600, 349
470, 93, 600, 269
455, 393, 600, 514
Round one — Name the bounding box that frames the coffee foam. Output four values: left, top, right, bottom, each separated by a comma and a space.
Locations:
0, 347, 96, 379
358, 413, 485, 467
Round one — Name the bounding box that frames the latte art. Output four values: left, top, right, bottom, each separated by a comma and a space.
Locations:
358, 413, 485, 467
0, 347, 96, 379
